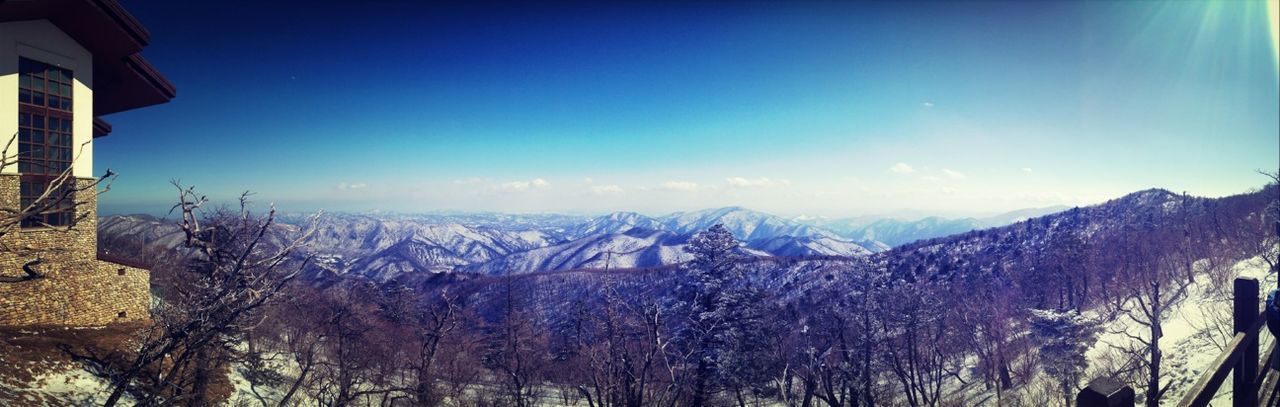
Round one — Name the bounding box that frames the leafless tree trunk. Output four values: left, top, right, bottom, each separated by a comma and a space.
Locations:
71, 184, 319, 406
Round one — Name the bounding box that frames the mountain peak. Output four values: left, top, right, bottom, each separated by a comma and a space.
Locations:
1117, 188, 1179, 205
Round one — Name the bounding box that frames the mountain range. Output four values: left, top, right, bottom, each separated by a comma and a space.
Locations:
794, 205, 1070, 246
98, 205, 1068, 280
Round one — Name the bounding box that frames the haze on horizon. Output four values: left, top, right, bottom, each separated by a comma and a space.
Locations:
96, 0, 1280, 218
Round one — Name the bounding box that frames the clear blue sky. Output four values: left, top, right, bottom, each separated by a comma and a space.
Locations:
98, 0, 1280, 217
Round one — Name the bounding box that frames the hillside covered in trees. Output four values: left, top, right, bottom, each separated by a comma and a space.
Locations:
8, 182, 1264, 406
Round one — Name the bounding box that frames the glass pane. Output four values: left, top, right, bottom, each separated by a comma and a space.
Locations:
18, 129, 30, 143
33, 93, 44, 106
62, 119, 72, 132
32, 130, 44, 144
33, 115, 44, 129
19, 89, 30, 104
18, 162, 29, 173
18, 113, 29, 127
19, 75, 30, 89
62, 98, 73, 111
32, 79, 43, 92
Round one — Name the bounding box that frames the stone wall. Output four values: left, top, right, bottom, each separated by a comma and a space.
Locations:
0, 175, 151, 326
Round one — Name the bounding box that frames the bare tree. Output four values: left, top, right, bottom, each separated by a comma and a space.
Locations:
483, 274, 549, 407
306, 283, 407, 406
68, 183, 318, 406
1102, 209, 1198, 406
405, 288, 469, 406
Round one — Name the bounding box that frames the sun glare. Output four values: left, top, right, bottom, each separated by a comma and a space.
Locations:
1269, 0, 1279, 85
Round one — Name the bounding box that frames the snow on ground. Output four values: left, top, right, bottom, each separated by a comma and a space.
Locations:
944, 255, 1275, 406
3, 367, 124, 406
1087, 255, 1276, 405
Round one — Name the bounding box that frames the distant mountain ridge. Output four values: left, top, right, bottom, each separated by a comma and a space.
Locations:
100, 206, 884, 279
796, 205, 1070, 246
98, 204, 1068, 280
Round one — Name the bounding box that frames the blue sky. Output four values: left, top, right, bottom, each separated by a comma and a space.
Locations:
99, 1, 1280, 217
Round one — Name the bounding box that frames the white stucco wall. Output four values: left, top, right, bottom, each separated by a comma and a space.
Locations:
0, 20, 94, 178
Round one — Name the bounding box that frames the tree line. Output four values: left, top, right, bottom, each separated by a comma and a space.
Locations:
78, 181, 1279, 406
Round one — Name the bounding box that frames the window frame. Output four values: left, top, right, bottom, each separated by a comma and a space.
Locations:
16, 57, 76, 229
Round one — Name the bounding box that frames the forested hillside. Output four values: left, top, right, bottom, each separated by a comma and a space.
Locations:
70, 184, 1279, 406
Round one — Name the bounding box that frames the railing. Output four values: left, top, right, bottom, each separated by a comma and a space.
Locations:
1078, 277, 1274, 407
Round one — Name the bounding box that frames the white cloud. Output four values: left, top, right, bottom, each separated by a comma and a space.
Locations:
336, 182, 368, 190
942, 169, 966, 179
659, 181, 699, 192
583, 177, 594, 184
590, 185, 624, 195
923, 101, 934, 108
499, 178, 551, 192
1021, 167, 1034, 173
726, 177, 791, 188
889, 162, 914, 174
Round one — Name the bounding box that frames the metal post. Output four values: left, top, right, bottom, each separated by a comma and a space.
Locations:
1235, 277, 1259, 407
1077, 377, 1134, 407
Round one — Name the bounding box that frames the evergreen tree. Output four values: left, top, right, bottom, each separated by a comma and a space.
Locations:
1029, 309, 1100, 407
673, 224, 772, 406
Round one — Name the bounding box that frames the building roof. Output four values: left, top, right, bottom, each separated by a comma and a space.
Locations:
1, 0, 176, 137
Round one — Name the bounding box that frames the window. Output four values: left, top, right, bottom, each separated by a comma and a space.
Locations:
17, 57, 75, 228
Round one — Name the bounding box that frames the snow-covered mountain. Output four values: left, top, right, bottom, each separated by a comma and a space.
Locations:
464, 228, 692, 274
99, 207, 884, 279
563, 211, 666, 240
750, 235, 873, 257
658, 207, 844, 243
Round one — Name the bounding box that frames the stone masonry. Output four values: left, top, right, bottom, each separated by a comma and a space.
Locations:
0, 175, 150, 326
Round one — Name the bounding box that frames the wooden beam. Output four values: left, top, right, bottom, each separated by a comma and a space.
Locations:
1237, 277, 1260, 407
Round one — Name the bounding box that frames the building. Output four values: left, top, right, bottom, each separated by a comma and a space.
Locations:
0, 0, 173, 326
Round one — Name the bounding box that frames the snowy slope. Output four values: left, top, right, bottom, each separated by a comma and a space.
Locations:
751, 235, 873, 257
101, 207, 881, 279
565, 211, 666, 240
659, 207, 844, 243
1087, 255, 1276, 405
464, 228, 693, 274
